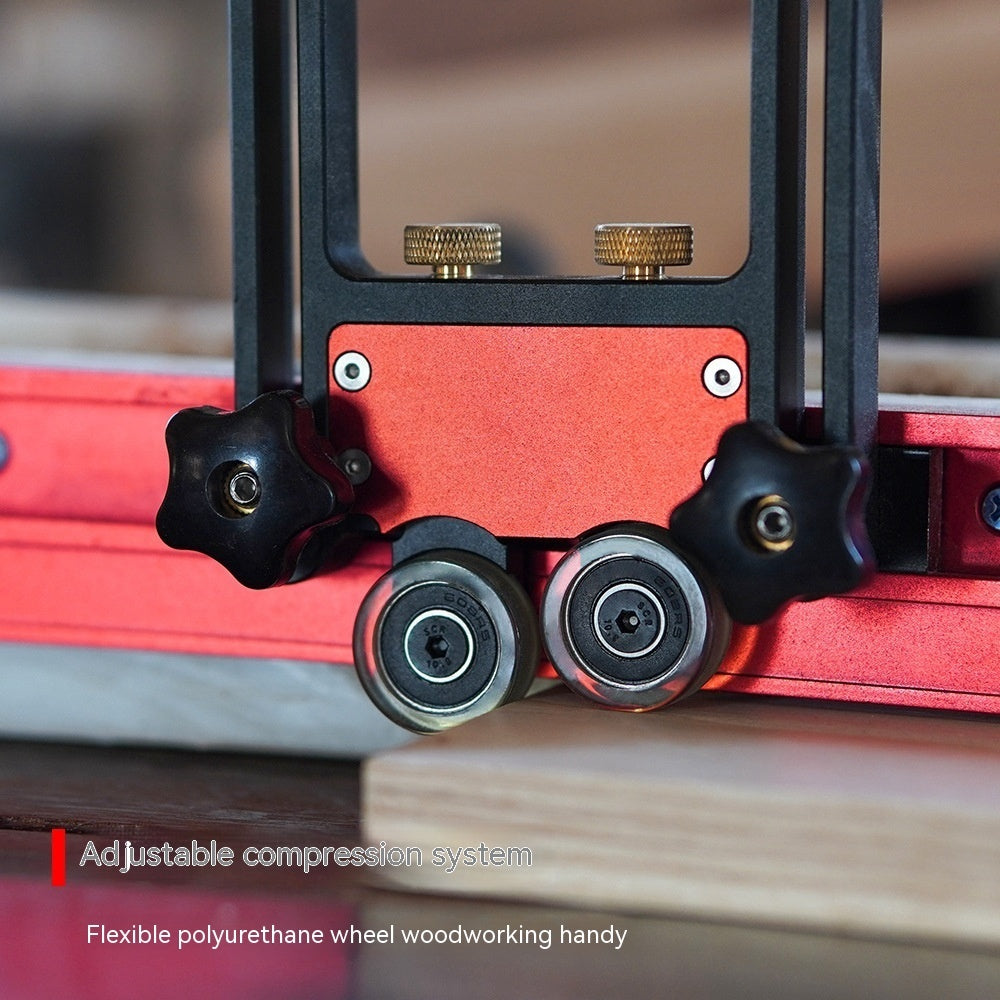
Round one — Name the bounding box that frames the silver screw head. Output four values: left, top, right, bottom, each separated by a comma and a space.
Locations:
225, 466, 261, 514
228, 470, 260, 507
703, 356, 743, 398
748, 495, 796, 552
333, 351, 372, 392
982, 484, 1000, 533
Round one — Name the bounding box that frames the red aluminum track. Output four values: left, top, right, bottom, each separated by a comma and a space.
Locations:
2, 362, 999, 714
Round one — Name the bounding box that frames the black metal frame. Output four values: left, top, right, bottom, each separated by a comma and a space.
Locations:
230, 0, 880, 450
822, 0, 881, 454
231, 0, 295, 407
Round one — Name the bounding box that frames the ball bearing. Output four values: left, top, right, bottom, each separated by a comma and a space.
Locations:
353, 549, 539, 732
541, 523, 730, 710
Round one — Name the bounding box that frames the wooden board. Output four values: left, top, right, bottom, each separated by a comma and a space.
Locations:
8, 738, 1000, 999
363, 689, 1000, 946
0, 642, 411, 758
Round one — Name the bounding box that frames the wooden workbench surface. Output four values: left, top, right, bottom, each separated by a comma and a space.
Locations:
4, 693, 1000, 998
365, 690, 1000, 947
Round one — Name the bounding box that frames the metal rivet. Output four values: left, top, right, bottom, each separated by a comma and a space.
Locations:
703, 356, 743, 398
333, 351, 372, 392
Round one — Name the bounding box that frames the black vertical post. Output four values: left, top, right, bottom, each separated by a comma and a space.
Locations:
747, 0, 808, 437
822, 0, 882, 453
321, 0, 365, 274
296, 0, 366, 431
231, 0, 295, 408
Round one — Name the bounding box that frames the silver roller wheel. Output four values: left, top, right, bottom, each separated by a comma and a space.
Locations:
353, 550, 540, 733
541, 523, 730, 710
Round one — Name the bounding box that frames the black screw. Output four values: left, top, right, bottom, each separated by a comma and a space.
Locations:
615, 609, 641, 635
337, 448, 372, 486
425, 635, 450, 659
982, 485, 1000, 533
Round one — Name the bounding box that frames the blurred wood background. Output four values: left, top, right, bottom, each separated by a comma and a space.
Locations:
0, 0, 997, 332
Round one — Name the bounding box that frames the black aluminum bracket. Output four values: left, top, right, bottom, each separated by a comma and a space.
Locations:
230, 0, 295, 407
230, 0, 880, 457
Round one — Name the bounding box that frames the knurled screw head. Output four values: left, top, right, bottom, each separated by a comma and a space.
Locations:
403, 223, 502, 279
594, 223, 694, 280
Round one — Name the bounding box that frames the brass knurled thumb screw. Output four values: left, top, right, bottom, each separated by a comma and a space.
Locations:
403, 223, 502, 279
594, 223, 694, 280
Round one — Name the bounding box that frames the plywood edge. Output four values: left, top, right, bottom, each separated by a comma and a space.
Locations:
363, 690, 1000, 946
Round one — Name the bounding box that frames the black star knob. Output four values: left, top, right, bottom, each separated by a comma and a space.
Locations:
156, 390, 354, 589
670, 421, 874, 624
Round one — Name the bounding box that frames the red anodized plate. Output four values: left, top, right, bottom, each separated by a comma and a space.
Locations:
328, 324, 748, 540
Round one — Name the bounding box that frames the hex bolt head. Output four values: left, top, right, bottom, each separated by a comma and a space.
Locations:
402, 608, 475, 684
425, 634, 450, 659
592, 581, 666, 659
615, 609, 642, 635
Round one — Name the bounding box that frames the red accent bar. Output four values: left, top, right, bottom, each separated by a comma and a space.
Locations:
51, 828, 66, 887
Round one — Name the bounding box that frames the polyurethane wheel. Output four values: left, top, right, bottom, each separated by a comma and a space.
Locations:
353, 550, 540, 733
540, 522, 730, 710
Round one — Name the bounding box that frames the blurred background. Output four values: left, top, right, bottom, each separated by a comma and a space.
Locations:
0, 0, 997, 350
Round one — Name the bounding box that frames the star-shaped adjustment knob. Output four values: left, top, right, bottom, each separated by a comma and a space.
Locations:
156, 391, 354, 589
670, 421, 875, 624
